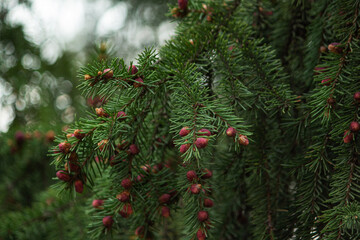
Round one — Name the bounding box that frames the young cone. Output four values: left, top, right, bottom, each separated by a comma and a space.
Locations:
179, 127, 190, 137
350, 121, 360, 133
161, 206, 171, 218
197, 211, 209, 222
58, 142, 71, 154
103, 68, 113, 79
121, 178, 132, 189
159, 193, 171, 204
195, 138, 209, 149
178, 0, 188, 10
102, 216, 113, 228
74, 180, 84, 193
190, 184, 202, 194
129, 65, 138, 75
344, 130, 353, 143
117, 192, 130, 202
202, 169, 212, 179
238, 135, 249, 146
133, 77, 144, 88
204, 198, 214, 208
198, 128, 211, 136
135, 226, 145, 237
180, 143, 191, 153
56, 170, 71, 182
226, 127, 236, 137
354, 92, 360, 103
92, 199, 104, 209
129, 144, 139, 155
197, 229, 206, 240
186, 170, 197, 181
119, 204, 133, 218
117, 111, 126, 119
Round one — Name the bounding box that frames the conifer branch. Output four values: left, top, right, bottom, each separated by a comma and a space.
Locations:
329, 3, 359, 98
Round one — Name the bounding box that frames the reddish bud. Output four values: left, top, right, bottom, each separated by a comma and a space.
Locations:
58, 142, 71, 154
179, 127, 191, 137
74, 180, 84, 193
152, 163, 163, 173
350, 121, 360, 133
190, 184, 202, 194
197, 211, 209, 222
103, 68, 113, 79
159, 193, 171, 204
354, 92, 360, 103
133, 77, 144, 88
136, 174, 144, 182
95, 108, 109, 117
117, 111, 126, 119
87, 96, 106, 107
344, 130, 353, 143
129, 144, 139, 155
135, 226, 145, 237
152, 165, 160, 173
141, 165, 150, 173
319, 46, 327, 53
238, 135, 249, 146
171, 7, 181, 18
204, 198, 214, 208
66, 133, 74, 139
129, 65, 138, 75
161, 206, 170, 218
226, 127, 236, 137
68, 151, 78, 162
65, 161, 80, 173
328, 42, 343, 54
180, 143, 191, 153
186, 170, 197, 181
178, 0, 188, 10
102, 216, 113, 228
197, 229, 206, 240
73, 129, 85, 140
92, 199, 104, 209
84, 74, 92, 80
314, 67, 327, 75
202, 169, 212, 179
98, 139, 109, 151
119, 203, 133, 218
56, 170, 71, 182
121, 178, 132, 189
117, 192, 130, 202
198, 129, 211, 136
195, 138, 209, 149
321, 78, 331, 86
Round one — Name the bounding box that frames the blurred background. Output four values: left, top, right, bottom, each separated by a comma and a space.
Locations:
0, 0, 175, 238
1, 0, 175, 132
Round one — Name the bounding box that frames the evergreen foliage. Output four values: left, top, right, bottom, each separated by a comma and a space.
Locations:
3, 0, 360, 239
